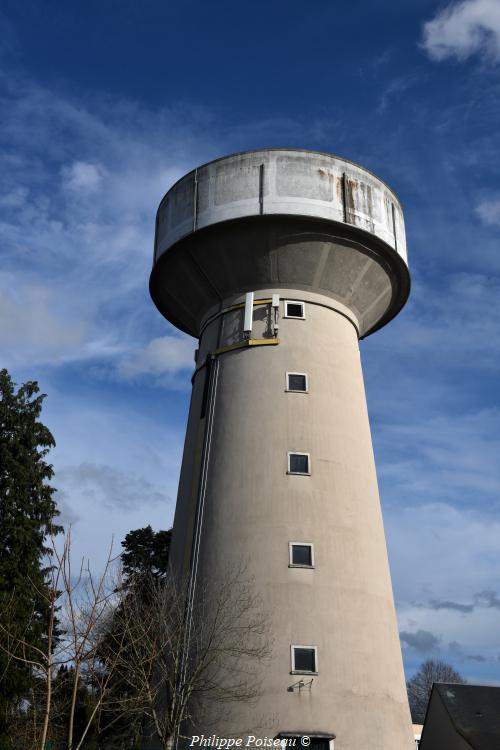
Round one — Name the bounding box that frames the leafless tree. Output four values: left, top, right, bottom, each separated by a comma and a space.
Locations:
0, 528, 122, 750
103, 565, 272, 750
407, 659, 466, 723
1, 533, 271, 750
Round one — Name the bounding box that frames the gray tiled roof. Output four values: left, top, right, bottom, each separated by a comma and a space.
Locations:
434, 683, 500, 749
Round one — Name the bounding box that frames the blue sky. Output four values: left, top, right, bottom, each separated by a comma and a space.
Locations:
2, 0, 500, 683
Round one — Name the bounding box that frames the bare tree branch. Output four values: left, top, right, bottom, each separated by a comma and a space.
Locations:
102, 564, 272, 749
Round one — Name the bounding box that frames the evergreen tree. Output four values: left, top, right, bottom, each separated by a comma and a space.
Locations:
0, 369, 61, 746
121, 525, 171, 581
52, 665, 98, 750
96, 526, 171, 748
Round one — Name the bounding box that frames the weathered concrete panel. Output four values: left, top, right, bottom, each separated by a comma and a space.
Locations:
214, 155, 264, 205
276, 154, 334, 201
155, 149, 408, 265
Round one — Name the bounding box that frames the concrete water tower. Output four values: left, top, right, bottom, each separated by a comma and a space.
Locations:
150, 149, 414, 749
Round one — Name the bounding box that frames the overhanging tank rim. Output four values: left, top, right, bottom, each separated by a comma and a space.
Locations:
149, 213, 411, 339
156, 147, 405, 215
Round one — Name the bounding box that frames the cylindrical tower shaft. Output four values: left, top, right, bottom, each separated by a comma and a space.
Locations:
150, 150, 414, 749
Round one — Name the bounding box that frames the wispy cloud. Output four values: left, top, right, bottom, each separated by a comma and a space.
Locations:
0, 70, 217, 383
59, 462, 170, 511
61, 161, 107, 193
118, 335, 195, 382
475, 590, 500, 609
416, 592, 500, 615
422, 0, 500, 63
370, 272, 500, 374
377, 74, 419, 114
389, 502, 500, 603
388, 501, 500, 673
427, 600, 475, 614
467, 653, 488, 662
476, 196, 500, 225
400, 629, 441, 653
42, 390, 185, 570
0, 279, 87, 367
377, 407, 500, 508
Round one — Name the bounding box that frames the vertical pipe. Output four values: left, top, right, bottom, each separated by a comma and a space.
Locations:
259, 164, 265, 215
193, 168, 199, 232
391, 202, 398, 251
342, 172, 349, 224
176, 353, 220, 749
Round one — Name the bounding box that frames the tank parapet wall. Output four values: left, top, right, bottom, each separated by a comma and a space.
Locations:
150, 148, 410, 338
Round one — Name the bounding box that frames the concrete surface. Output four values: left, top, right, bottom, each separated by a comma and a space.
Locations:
150, 150, 414, 749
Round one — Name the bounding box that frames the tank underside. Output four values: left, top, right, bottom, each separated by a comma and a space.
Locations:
150, 215, 409, 339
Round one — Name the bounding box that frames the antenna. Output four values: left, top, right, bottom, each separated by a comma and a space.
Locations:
272, 294, 280, 336
243, 291, 254, 338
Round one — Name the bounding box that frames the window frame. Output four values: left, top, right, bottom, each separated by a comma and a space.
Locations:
290, 644, 318, 675
287, 452, 311, 476
289, 542, 315, 569
285, 372, 309, 393
284, 300, 305, 319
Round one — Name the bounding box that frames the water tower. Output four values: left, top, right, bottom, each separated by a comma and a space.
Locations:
150, 149, 414, 749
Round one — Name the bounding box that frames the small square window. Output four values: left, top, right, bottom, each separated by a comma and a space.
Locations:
286, 372, 308, 392
291, 645, 318, 674
288, 452, 310, 475
289, 543, 314, 568
284, 301, 305, 319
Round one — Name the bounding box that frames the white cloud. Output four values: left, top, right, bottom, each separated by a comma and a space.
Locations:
387, 502, 500, 601
43, 389, 184, 570
0, 281, 87, 367
0, 186, 29, 208
378, 406, 500, 506
368, 272, 500, 378
61, 161, 106, 192
377, 74, 418, 114
0, 72, 219, 381
422, 0, 500, 63
387, 501, 500, 671
476, 196, 500, 225
400, 629, 441, 654
59, 462, 170, 510
118, 335, 195, 380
